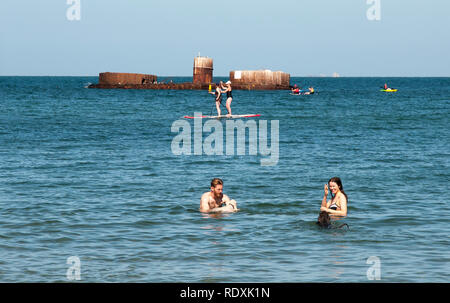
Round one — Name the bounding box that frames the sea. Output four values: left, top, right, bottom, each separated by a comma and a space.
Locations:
0, 76, 448, 282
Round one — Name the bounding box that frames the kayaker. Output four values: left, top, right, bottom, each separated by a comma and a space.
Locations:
302, 87, 315, 95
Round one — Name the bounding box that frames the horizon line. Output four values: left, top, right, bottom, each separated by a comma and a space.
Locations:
1, 75, 449, 78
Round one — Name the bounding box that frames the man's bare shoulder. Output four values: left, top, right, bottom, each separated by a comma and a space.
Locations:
201, 192, 210, 197
201, 192, 212, 201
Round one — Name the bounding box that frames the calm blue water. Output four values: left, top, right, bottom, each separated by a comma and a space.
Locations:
0, 76, 448, 282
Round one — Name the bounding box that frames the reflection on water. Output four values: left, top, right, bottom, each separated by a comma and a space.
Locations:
201, 213, 229, 220
327, 245, 348, 280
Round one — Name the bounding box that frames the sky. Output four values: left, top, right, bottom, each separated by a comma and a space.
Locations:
0, 0, 449, 77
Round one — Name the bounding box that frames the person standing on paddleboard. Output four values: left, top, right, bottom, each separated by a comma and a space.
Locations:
209, 82, 223, 116
221, 81, 233, 117
200, 178, 238, 213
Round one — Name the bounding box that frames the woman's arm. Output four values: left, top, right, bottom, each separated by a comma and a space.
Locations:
326, 196, 347, 216
321, 184, 329, 208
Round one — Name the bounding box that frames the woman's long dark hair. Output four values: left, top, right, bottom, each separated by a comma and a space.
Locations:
328, 177, 348, 204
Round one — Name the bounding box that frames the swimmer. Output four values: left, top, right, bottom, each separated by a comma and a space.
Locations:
320, 177, 348, 217
200, 178, 238, 213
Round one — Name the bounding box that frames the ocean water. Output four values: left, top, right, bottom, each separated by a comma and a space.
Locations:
0, 76, 448, 282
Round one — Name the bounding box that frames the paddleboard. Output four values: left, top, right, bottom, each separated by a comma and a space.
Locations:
184, 114, 261, 119
380, 89, 397, 92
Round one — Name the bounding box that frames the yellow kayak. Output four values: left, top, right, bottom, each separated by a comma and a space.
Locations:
380, 89, 398, 92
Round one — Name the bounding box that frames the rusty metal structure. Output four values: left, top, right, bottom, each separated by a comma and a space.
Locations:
192, 56, 213, 84
89, 57, 290, 90
99, 72, 157, 85
229, 70, 290, 90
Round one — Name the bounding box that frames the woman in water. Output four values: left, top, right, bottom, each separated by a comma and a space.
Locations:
320, 177, 348, 217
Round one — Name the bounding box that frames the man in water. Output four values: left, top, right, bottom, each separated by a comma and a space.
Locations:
200, 178, 238, 213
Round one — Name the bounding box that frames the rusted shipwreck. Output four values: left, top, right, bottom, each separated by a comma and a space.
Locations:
88, 56, 291, 90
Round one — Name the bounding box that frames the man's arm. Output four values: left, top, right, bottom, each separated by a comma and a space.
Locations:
209, 196, 237, 213
199, 193, 211, 213
206, 194, 229, 212
222, 194, 232, 204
